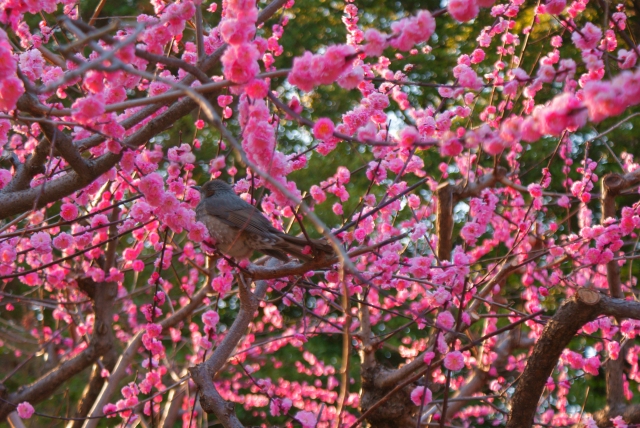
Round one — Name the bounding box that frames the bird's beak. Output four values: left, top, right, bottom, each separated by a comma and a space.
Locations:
191, 185, 201, 192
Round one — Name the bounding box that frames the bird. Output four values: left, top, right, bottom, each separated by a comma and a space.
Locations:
193, 180, 334, 262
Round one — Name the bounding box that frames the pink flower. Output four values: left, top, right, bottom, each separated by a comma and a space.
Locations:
270, 398, 292, 416
571, 22, 602, 50
454, 64, 482, 89
471, 48, 485, 63
436, 311, 455, 330
245, 78, 269, 98
583, 356, 600, 375
71, 95, 105, 125
410, 386, 433, 406
82, 70, 104, 93
448, 0, 480, 22
202, 310, 220, 328
220, 19, 256, 45
528, 183, 543, 198
310, 185, 326, 203
608, 341, 620, 360
332, 202, 343, 215
564, 350, 584, 369
390, 10, 436, 51
0, 168, 12, 189
103, 403, 118, 417
482, 136, 506, 156
0, 76, 25, 112
521, 116, 541, 143
423, 351, 435, 364
60, 203, 79, 221
440, 136, 463, 156
444, 350, 465, 371
537, 93, 587, 136
30, 232, 52, 254
544, 0, 566, 14
295, 410, 317, 428
338, 64, 364, 90
139, 173, 165, 207
363, 29, 388, 57
399, 126, 419, 148
461, 221, 483, 245
221, 43, 260, 83
582, 81, 626, 123
289, 45, 356, 91
0, 38, 17, 80
611, 416, 629, 428
53, 232, 73, 250
17, 402, 34, 419
313, 118, 335, 141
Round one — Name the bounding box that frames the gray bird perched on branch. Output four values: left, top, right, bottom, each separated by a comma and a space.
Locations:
193, 180, 334, 262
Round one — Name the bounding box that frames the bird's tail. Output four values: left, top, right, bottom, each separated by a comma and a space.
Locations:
277, 234, 335, 262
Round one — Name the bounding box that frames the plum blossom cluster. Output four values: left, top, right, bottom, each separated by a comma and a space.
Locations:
0, 29, 25, 112
460, 189, 499, 246
220, 0, 260, 83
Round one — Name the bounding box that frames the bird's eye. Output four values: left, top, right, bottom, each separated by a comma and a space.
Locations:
206, 189, 215, 197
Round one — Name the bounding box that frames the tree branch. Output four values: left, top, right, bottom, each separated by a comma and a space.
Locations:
189, 262, 274, 415
507, 289, 640, 427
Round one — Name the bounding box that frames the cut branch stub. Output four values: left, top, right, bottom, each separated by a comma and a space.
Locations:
602, 173, 627, 197
359, 365, 419, 428
576, 288, 601, 305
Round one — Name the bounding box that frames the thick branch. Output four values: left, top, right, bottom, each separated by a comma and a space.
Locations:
189, 265, 273, 415
602, 174, 623, 298
68, 349, 118, 428
436, 182, 453, 261
601, 174, 626, 410
507, 289, 640, 427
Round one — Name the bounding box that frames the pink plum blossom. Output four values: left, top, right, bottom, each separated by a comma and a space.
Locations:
410, 386, 433, 406
295, 410, 317, 428
17, 402, 34, 419
448, 0, 480, 22
313, 118, 335, 141
444, 351, 465, 371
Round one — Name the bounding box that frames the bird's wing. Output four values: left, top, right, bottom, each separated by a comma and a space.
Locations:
205, 202, 277, 238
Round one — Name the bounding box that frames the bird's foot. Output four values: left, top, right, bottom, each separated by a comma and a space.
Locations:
201, 239, 218, 255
